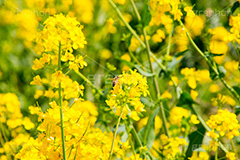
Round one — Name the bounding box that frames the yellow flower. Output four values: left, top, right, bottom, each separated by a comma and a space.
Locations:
184, 6, 195, 18
152, 29, 165, 43
107, 18, 117, 33
185, 15, 205, 37
36, 13, 87, 54
115, 0, 126, 5
30, 75, 42, 85
100, 49, 112, 59
181, 68, 211, 89
22, 117, 34, 130
226, 152, 236, 160
161, 90, 172, 99
121, 53, 131, 62
106, 70, 149, 120
73, 0, 94, 24
209, 84, 220, 93
15, 10, 38, 48
129, 36, 141, 52
169, 107, 189, 127
189, 151, 209, 160
190, 90, 198, 100
190, 114, 200, 124
159, 134, 188, 159
206, 109, 240, 140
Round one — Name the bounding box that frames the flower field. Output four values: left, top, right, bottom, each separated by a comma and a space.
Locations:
1, 0, 240, 159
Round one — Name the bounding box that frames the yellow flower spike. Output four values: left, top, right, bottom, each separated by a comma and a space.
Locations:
106, 69, 149, 121
36, 13, 87, 54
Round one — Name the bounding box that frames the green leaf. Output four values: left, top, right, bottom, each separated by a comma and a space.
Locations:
135, 64, 155, 77
233, 86, 240, 96
210, 53, 224, 57
167, 56, 183, 72
162, 99, 170, 118
235, 105, 240, 115
177, 92, 197, 108
209, 67, 218, 81
141, 0, 151, 27
174, 49, 188, 57
231, 1, 240, 14
185, 125, 206, 159
138, 107, 159, 149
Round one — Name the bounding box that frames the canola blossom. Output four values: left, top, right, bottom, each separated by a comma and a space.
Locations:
106, 69, 149, 121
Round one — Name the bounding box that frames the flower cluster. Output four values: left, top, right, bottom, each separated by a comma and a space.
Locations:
189, 151, 209, 160
181, 68, 211, 89
15, 10, 38, 48
206, 109, 240, 140
229, 14, 240, 44
159, 134, 188, 159
168, 107, 199, 136
148, 0, 183, 21
16, 100, 127, 160
36, 13, 87, 54
0, 93, 34, 159
106, 69, 149, 120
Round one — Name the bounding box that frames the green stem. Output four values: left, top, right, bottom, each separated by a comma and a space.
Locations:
143, 26, 170, 138
215, 146, 218, 160
109, 0, 168, 73
179, 20, 240, 103
128, 50, 146, 71
74, 71, 103, 96
58, 42, 67, 160
131, 126, 143, 147
166, 26, 173, 57
130, 0, 141, 21
125, 125, 136, 158
107, 0, 145, 47
230, 139, 238, 159
108, 110, 123, 160
130, 0, 170, 138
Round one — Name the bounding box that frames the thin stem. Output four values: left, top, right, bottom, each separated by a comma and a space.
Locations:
58, 41, 67, 160
128, 50, 146, 71
108, 0, 167, 73
108, 110, 123, 160
110, 0, 170, 137
179, 20, 240, 103
166, 26, 173, 57
131, 126, 143, 147
230, 139, 238, 159
215, 146, 218, 160
74, 71, 103, 96
130, 0, 141, 21
125, 125, 136, 158
143, 27, 170, 137
107, 0, 145, 47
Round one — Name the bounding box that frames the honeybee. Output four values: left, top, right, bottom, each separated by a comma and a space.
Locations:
112, 76, 119, 87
